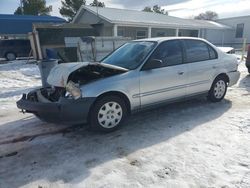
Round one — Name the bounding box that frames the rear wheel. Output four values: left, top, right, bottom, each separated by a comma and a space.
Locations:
208, 76, 227, 102
5, 52, 16, 61
89, 95, 127, 132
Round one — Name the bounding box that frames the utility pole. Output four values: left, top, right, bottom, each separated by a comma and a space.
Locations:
20, 0, 24, 14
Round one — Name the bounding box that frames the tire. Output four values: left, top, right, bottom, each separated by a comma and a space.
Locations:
208, 76, 228, 102
248, 67, 250, 74
89, 95, 128, 132
5, 52, 16, 61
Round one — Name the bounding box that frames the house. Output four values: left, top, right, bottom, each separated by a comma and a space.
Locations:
73, 6, 232, 46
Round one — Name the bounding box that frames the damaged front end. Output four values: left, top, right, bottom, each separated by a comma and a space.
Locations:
16, 62, 128, 124
17, 87, 96, 124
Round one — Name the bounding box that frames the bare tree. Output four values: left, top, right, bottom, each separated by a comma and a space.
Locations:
194, 11, 218, 20
90, 0, 105, 7
143, 6, 153, 12
14, 0, 52, 15
60, 0, 86, 21
142, 5, 168, 15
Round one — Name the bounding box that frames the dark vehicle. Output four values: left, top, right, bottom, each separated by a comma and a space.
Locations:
246, 45, 250, 73
0, 39, 31, 61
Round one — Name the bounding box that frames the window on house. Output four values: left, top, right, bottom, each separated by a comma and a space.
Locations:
136, 30, 147, 39
118, 29, 124, 37
236, 23, 244, 38
156, 32, 165, 37
179, 29, 198, 37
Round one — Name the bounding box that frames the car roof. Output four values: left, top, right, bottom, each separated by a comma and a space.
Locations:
135, 37, 208, 43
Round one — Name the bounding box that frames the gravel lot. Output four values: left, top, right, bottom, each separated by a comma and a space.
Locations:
0, 60, 249, 188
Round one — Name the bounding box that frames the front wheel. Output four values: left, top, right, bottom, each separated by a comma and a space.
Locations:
208, 77, 228, 102
89, 95, 127, 132
5, 52, 16, 61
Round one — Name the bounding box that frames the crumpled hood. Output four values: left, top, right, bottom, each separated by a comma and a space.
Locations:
47, 62, 128, 87
47, 62, 89, 87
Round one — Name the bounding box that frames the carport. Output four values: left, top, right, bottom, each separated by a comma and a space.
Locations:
0, 14, 65, 38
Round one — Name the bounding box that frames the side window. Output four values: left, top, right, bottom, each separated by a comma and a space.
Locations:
207, 45, 217, 59
156, 31, 165, 37
150, 40, 183, 67
118, 29, 124, 37
236, 23, 244, 38
184, 40, 210, 63
136, 30, 147, 39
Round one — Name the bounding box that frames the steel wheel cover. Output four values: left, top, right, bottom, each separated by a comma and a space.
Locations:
214, 80, 226, 99
97, 101, 123, 128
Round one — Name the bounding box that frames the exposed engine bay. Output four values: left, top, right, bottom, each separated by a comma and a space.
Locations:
68, 63, 127, 85
26, 87, 66, 103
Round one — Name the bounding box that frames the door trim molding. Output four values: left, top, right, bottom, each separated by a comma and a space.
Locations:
133, 80, 210, 98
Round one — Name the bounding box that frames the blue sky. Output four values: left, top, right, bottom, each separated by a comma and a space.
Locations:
0, 0, 250, 19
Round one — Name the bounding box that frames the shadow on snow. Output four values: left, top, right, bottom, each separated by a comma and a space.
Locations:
0, 97, 232, 188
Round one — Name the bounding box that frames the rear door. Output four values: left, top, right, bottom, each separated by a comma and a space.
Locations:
139, 40, 188, 107
183, 39, 218, 96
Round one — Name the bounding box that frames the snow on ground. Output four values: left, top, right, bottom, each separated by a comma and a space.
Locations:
0, 60, 249, 188
0, 60, 41, 112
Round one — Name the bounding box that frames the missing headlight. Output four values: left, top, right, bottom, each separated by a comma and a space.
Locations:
65, 81, 82, 100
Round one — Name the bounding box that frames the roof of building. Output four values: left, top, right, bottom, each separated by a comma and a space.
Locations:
0, 14, 65, 35
217, 15, 250, 20
73, 6, 232, 30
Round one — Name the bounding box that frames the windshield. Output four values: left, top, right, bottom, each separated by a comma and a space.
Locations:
101, 41, 156, 70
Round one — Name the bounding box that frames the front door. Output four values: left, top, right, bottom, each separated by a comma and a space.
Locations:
139, 40, 188, 107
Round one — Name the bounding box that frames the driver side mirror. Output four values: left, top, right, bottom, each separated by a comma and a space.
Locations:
142, 59, 163, 71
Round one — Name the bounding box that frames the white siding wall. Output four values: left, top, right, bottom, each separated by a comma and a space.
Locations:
74, 10, 113, 36
76, 11, 101, 25
217, 16, 250, 48
203, 29, 234, 46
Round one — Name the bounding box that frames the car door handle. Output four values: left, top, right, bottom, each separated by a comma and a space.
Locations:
212, 65, 218, 69
178, 71, 184, 75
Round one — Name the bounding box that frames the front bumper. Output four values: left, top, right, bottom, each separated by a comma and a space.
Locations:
16, 93, 96, 125
228, 71, 240, 87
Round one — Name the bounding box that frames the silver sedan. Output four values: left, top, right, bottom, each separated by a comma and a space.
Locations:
17, 37, 240, 132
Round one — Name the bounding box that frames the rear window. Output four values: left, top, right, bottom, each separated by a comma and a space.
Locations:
208, 45, 218, 59
0, 40, 29, 46
184, 40, 210, 63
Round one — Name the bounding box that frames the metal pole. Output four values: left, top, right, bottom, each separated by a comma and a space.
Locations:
20, 0, 24, 14
242, 38, 247, 61
222, 31, 225, 47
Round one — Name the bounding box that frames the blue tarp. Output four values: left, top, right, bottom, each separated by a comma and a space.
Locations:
0, 14, 65, 35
